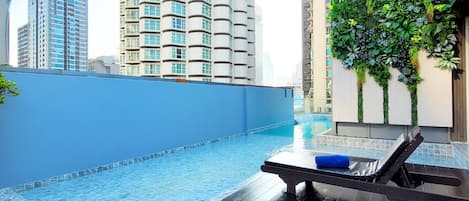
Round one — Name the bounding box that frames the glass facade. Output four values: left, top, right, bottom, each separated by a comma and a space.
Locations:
171, 32, 185, 45
202, 4, 211, 17
143, 19, 160, 32
171, 48, 186, 59
172, 63, 186, 74
202, 63, 211, 74
202, 48, 211, 60
143, 34, 160, 46
144, 63, 160, 74
143, 49, 160, 60
172, 17, 186, 30
29, 0, 88, 71
202, 19, 211, 32
202, 33, 211, 46
171, 2, 186, 15
143, 5, 160, 17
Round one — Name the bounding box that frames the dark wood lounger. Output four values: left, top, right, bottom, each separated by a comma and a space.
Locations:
261, 127, 468, 201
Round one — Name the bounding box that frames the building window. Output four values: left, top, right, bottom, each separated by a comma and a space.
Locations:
126, 0, 139, 7
202, 4, 211, 17
126, 37, 139, 49
172, 17, 186, 30
326, 57, 331, 67
171, 32, 185, 44
202, 78, 212, 82
144, 63, 160, 74
127, 51, 139, 62
143, 34, 160, 46
144, 49, 160, 60
171, 2, 186, 15
144, 5, 160, 17
126, 23, 139, 35
171, 48, 186, 59
202, 19, 211, 32
202, 63, 211, 74
202, 48, 211, 60
202, 33, 211, 46
144, 19, 160, 31
126, 10, 139, 20
172, 63, 186, 74
126, 64, 140, 76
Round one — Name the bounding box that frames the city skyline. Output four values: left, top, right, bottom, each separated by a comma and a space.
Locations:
8, 0, 302, 86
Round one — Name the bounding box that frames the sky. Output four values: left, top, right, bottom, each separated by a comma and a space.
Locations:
8, 0, 302, 85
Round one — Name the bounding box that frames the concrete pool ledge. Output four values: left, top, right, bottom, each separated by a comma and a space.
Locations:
247, 120, 295, 134
314, 129, 454, 157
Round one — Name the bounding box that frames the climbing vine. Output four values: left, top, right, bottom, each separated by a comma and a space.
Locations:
329, 0, 459, 125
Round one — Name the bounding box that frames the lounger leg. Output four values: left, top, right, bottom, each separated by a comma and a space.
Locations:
387, 195, 408, 201
305, 180, 313, 191
287, 183, 296, 195
278, 175, 302, 195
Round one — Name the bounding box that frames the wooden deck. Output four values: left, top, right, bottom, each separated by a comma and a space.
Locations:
222, 164, 469, 201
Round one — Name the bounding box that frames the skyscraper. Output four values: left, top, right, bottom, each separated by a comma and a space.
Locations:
119, 0, 256, 84
302, 0, 332, 113
255, 4, 263, 86
29, 0, 88, 71
17, 24, 29, 67
0, 0, 11, 65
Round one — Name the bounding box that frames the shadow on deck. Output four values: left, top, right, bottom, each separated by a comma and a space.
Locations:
222, 164, 469, 201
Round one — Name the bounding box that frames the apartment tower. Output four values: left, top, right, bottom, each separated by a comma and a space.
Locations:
18, 24, 30, 67
0, 0, 11, 65
28, 0, 88, 71
255, 4, 263, 85
120, 0, 256, 84
302, 0, 332, 113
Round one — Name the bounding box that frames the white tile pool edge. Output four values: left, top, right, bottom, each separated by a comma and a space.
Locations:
315, 129, 454, 157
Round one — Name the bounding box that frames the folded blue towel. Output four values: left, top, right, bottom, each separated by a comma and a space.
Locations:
315, 155, 350, 168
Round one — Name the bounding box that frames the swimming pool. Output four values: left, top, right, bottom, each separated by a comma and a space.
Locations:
18, 116, 332, 200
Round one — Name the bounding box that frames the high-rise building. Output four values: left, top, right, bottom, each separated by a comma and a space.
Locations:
302, 0, 332, 113
255, 4, 263, 86
0, 0, 11, 65
29, 0, 88, 71
302, 0, 312, 100
17, 24, 29, 67
119, 0, 256, 84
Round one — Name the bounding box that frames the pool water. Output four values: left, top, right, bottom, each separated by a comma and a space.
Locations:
19, 116, 332, 201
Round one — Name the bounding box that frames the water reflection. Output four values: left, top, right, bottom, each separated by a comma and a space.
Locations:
293, 115, 332, 150
255, 124, 295, 138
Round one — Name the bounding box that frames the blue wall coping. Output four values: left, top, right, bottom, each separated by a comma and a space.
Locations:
0, 66, 293, 90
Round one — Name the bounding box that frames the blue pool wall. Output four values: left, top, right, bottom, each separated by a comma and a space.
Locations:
0, 67, 294, 188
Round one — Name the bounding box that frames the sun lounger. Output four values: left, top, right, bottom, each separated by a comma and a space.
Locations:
261, 127, 467, 201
